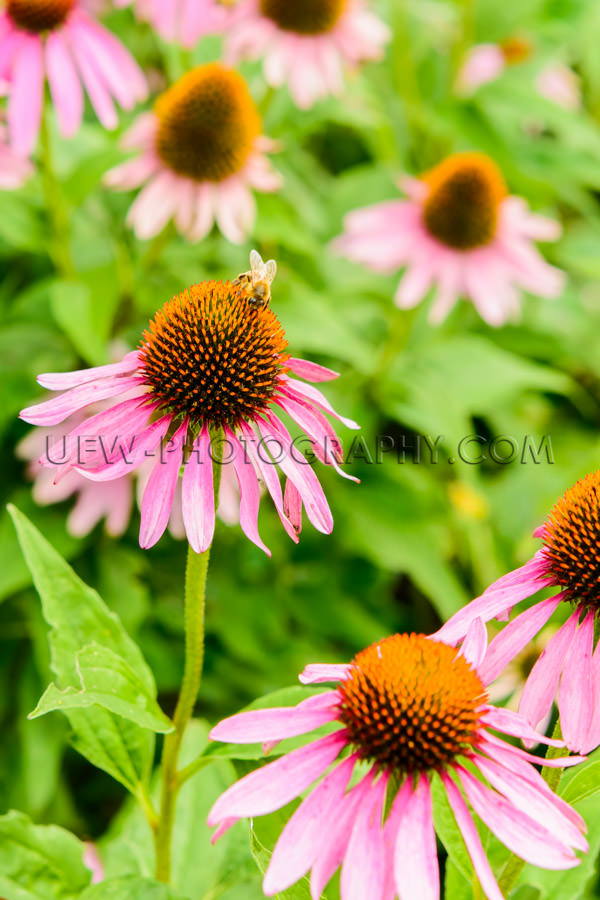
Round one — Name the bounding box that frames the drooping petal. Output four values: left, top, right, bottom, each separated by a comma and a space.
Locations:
181, 423, 215, 554
340, 773, 388, 900
558, 611, 595, 753
19, 375, 144, 427
45, 33, 84, 138
210, 691, 340, 744
139, 419, 187, 549
287, 358, 339, 382
207, 731, 347, 826
519, 610, 580, 732
36, 351, 141, 391
226, 428, 270, 555
238, 421, 298, 543
458, 617, 488, 669
9, 34, 45, 156
480, 706, 564, 746
299, 664, 352, 685
393, 774, 439, 900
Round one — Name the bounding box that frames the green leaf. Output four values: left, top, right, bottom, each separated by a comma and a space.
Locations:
431, 776, 474, 883
250, 804, 320, 900
9, 505, 161, 791
78, 877, 186, 900
49, 279, 107, 366
0, 810, 90, 900
560, 760, 600, 805
30, 644, 174, 734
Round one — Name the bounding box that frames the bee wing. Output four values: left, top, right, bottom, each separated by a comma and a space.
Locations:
265, 259, 277, 284
249, 249, 265, 278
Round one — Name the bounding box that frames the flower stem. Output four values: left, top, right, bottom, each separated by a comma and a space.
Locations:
154, 437, 223, 883
497, 720, 564, 896
39, 108, 75, 278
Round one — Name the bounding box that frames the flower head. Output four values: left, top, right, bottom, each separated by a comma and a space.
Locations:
458, 38, 532, 93
333, 151, 564, 325
105, 63, 280, 243
114, 0, 228, 48
536, 63, 582, 111
437, 470, 600, 753
0, 0, 147, 156
19, 253, 359, 555
207, 626, 587, 900
225, 0, 390, 109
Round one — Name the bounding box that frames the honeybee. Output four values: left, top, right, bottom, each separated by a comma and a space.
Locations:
233, 249, 277, 308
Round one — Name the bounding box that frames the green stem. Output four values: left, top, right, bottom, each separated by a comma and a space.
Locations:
40, 109, 75, 277
154, 436, 223, 883
497, 721, 564, 896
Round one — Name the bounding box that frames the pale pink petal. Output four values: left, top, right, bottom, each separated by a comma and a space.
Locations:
558, 611, 594, 752
226, 428, 270, 555
207, 731, 347, 826
481, 706, 564, 746
458, 44, 505, 93
284, 478, 303, 536
9, 35, 44, 156
299, 663, 351, 685
393, 774, 439, 900
519, 609, 580, 731
441, 774, 504, 900
181, 423, 215, 554
45, 33, 84, 138
288, 358, 339, 383
479, 594, 562, 684
139, 419, 187, 549
77, 415, 172, 480
36, 351, 140, 391
66, 29, 118, 129
19, 375, 144, 427
479, 734, 585, 770
458, 617, 488, 669
263, 756, 356, 895
276, 394, 359, 483
126, 170, 181, 240
104, 153, 162, 190
283, 379, 359, 430
210, 691, 340, 743
238, 422, 298, 543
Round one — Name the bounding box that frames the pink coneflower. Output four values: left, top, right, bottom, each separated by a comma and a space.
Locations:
105, 63, 280, 244
19, 253, 359, 556
207, 627, 587, 900
458, 38, 532, 93
536, 63, 582, 110
0, 121, 32, 188
114, 0, 228, 47
224, 0, 390, 110
437, 470, 600, 754
333, 152, 564, 325
0, 0, 147, 157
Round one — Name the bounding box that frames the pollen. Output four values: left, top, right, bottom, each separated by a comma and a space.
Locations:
7, 0, 75, 31
154, 64, 261, 183
422, 152, 507, 251
337, 634, 486, 773
542, 471, 600, 613
500, 36, 533, 65
260, 0, 347, 35
139, 279, 289, 429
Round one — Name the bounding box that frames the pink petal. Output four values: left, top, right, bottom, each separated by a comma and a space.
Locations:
299, 664, 352, 685
139, 419, 187, 549
480, 734, 585, 769
479, 594, 562, 684
393, 774, 439, 900
45, 33, 84, 138
210, 691, 340, 743
558, 611, 594, 752
19, 375, 144, 427
226, 428, 270, 555
284, 478, 303, 535
181, 423, 215, 554
263, 755, 356, 896
457, 766, 578, 869
36, 351, 140, 391
66, 28, 118, 129
441, 774, 504, 900
340, 773, 388, 900
78, 415, 171, 480
519, 609, 580, 731
238, 422, 298, 543
288, 358, 339, 382
9, 34, 44, 156
434, 552, 552, 645
284, 379, 360, 430
207, 731, 347, 826
458, 617, 488, 669
481, 706, 564, 746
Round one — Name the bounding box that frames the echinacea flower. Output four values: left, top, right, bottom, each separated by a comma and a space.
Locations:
19, 253, 358, 555
0, 0, 147, 156
114, 0, 228, 47
332, 152, 564, 325
225, 0, 390, 109
457, 38, 532, 94
437, 470, 600, 754
0, 120, 32, 188
105, 63, 280, 243
207, 627, 587, 900
536, 63, 581, 111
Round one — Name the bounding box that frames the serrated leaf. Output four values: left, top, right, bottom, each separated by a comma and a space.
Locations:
9, 505, 159, 791
0, 810, 90, 900
78, 876, 186, 900
30, 644, 174, 734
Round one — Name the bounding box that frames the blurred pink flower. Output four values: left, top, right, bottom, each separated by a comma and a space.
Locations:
0, 0, 147, 156
83, 843, 104, 884
333, 151, 564, 325
208, 627, 587, 900
458, 38, 532, 93
437, 470, 600, 754
225, 0, 390, 109
536, 63, 582, 110
20, 257, 359, 555
0, 121, 32, 188
114, 0, 228, 47
105, 63, 280, 243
